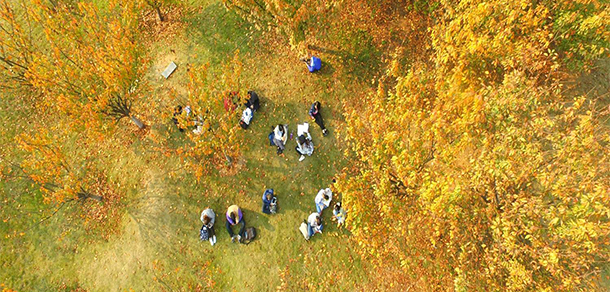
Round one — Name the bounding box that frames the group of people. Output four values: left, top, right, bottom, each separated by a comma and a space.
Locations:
199, 185, 345, 246
270, 101, 328, 162
172, 91, 261, 135
199, 189, 278, 247
192, 55, 346, 245
200, 204, 247, 245
300, 181, 346, 240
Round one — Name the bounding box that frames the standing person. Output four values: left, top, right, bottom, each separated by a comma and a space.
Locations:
309, 101, 328, 136
273, 124, 288, 154
314, 188, 333, 214
226, 205, 246, 243
307, 212, 323, 238
200, 208, 217, 246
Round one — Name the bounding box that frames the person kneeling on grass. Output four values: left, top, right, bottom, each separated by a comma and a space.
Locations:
307, 212, 323, 239
226, 205, 246, 243
200, 208, 217, 246
314, 187, 333, 214
300, 56, 322, 73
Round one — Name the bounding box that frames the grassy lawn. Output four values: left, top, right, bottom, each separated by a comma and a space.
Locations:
1, 1, 377, 291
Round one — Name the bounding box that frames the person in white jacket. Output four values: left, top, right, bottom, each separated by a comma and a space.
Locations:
273, 124, 288, 154
307, 212, 323, 238
295, 123, 314, 161
314, 188, 332, 214
200, 208, 217, 246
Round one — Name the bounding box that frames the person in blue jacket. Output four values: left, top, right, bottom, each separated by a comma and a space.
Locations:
262, 189, 277, 214
301, 56, 321, 73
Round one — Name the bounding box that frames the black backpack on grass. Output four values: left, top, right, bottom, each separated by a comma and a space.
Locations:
199, 225, 210, 241
241, 227, 256, 244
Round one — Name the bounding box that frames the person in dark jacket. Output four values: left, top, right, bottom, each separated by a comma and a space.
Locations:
245, 91, 260, 112
262, 189, 277, 214
309, 101, 328, 136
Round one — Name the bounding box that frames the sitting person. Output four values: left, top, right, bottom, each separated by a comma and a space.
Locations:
273, 124, 288, 155
192, 115, 206, 135
301, 56, 322, 73
226, 205, 246, 243
172, 105, 184, 132
239, 107, 253, 129
245, 91, 260, 112
173, 105, 207, 135
332, 202, 346, 228
262, 189, 277, 214
307, 212, 323, 238
239, 91, 261, 129
309, 101, 328, 136
200, 208, 217, 246
295, 123, 314, 161
314, 187, 333, 214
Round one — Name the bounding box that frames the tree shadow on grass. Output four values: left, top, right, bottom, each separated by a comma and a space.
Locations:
308, 40, 383, 83
183, 2, 259, 63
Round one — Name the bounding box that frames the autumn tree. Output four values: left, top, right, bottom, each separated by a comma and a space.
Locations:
175, 53, 245, 180
143, 0, 175, 22
336, 0, 610, 290
0, 0, 35, 89
14, 127, 105, 205
222, 0, 330, 50
5, 0, 148, 133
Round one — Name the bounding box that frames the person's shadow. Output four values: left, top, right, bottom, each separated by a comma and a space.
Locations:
241, 207, 275, 232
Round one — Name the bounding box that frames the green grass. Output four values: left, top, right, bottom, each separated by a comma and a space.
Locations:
0, 1, 376, 291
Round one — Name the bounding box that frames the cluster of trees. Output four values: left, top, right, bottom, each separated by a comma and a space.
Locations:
223, 0, 610, 290
1, 0, 608, 289
177, 52, 246, 180
336, 1, 609, 290
0, 0, 242, 214
0, 0, 146, 207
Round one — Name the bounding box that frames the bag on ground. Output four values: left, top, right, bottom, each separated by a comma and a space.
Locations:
242, 227, 257, 244
299, 222, 310, 240
199, 225, 210, 241
270, 196, 278, 214
268, 132, 275, 146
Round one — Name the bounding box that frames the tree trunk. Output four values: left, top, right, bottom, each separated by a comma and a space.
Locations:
130, 116, 145, 129
155, 6, 165, 21
77, 191, 103, 202
223, 148, 233, 165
